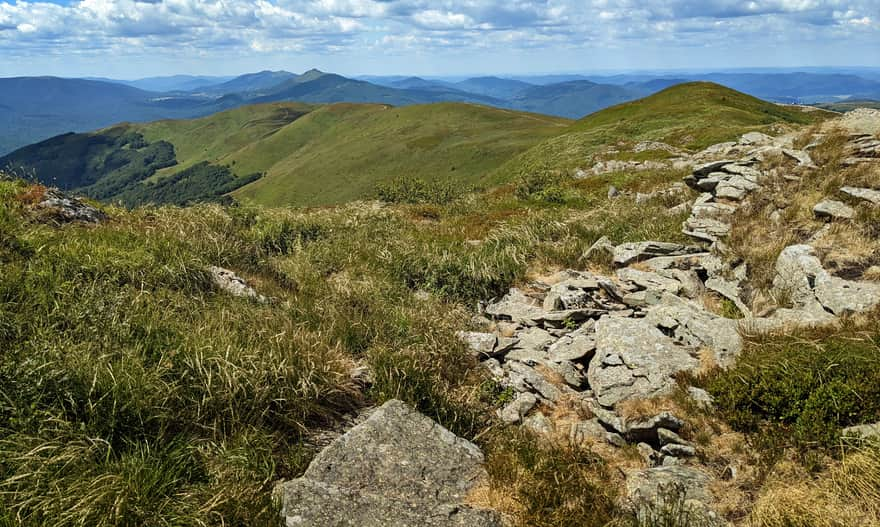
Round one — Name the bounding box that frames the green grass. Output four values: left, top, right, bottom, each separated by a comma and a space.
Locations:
497, 82, 826, 182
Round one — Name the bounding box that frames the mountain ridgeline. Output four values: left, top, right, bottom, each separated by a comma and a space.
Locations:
1, 83, 824, 208
7, 67, 878, 156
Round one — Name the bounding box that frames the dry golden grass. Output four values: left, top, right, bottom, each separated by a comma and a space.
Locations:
748, 445, 880, 527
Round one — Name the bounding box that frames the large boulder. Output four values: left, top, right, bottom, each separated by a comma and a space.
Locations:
589, 317, 699, 407
277, 400, 501, 526
772, 245, 880, 316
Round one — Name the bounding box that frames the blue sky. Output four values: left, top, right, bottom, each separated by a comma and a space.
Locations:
0, 0, 878, 78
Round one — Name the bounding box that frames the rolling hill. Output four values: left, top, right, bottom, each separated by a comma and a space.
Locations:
0, 101, 570, 207
496, 82, 827, 181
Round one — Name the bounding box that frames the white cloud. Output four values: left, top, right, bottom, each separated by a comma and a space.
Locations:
0, 0, 876, 73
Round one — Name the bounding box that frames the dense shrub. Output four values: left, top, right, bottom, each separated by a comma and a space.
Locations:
376, 176, 467, 204
705, 318, 880, 449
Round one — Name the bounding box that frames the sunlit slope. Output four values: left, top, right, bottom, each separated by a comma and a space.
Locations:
136, 102, 316, 175
230, 102, 571, 206
495, 82, 828, 181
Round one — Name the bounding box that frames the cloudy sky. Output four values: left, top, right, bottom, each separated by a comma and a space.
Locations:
0, 0, 878, 78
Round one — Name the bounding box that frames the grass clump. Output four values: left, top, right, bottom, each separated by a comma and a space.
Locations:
475, 429, 620, 527
376, 176, 468, 204
748, 442, 880, 527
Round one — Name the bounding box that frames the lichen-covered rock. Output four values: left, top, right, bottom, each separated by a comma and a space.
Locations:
813, 199, 855, 220
277, 400, 501, 527
33, 188, 107, 224
589, 317, 699, 407
841, 186, 880, 205
209, 266, 267, 303
626, 466, 724, 526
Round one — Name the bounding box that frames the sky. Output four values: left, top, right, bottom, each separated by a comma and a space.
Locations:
0, 0, 878, 79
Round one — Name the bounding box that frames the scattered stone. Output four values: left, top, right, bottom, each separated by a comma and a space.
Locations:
645, 298, 743, 368
209, 266, 267, 303
625, 412, 685, 443
637, 443, 661, 466
485, 288, 544, 323
608, 185, 620, 198
589, 317, 699, 407
584, 235, 615, 262
687, 387, 714, 409
456, 331, 497, 358
660, 444, 697, 457
507, 361, 563, 402
841, 186, 880, 205
782, 148, 814, 167
498, 392, 538, 425
658, 428, 691, 447
547, 327, 596, 362
523, 411, 553, 435
813, 199, 855, 220
277, 400, 501, 527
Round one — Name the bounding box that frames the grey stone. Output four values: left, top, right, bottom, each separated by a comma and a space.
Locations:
568, 418, 609, 445
661, 444, 697, 457
608, 185, 620, 198
842, 422, 880, 441
813, 199, 855, 220
740, 131, 775, 146
625, 412, 685, 443
687, 387, 714, 410
644, 298, 743, 368
705, 276, 752, 317
637, 443, 661, 466
541, 359, 585, 388
692, 160, 737, 178
33, 188, 107, 224
455, 331, 497, 358
506, 361, 562, 402
625, 466, 722, 527
584, 235, 615, 262
841, 186, 880, 205
209, 266, 267, 303
782, 148, 814, 167
658, 428, 691, 447
277, 400, 501, 527
589, 317, 700, 407
613, 241, 702, 267
547, 327, 596, 362
715, 174, 760, 201
485, 288, 544, 323
617, 268, 683, 295
771, 245, 880, 316
523, 411, 553, 435
498, 392, 538, 425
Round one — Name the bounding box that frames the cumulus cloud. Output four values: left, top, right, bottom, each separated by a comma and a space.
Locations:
0, 0, 876, 71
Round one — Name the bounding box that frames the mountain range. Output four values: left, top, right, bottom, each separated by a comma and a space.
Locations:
0, 82, 821, 209
4, 68, 879, 157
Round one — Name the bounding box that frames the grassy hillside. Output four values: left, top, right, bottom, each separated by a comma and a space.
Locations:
2, 101, 570, 207
231, 103, 570, 206
497, 82, 826, 181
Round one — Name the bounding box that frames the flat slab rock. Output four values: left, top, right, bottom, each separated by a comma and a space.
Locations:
277, 400, 501, 527
589, 317, 699, 407
613, 241, 702, 267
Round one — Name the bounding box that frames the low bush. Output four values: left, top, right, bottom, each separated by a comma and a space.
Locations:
376, 176, 467, 204
704, 314, 880, 451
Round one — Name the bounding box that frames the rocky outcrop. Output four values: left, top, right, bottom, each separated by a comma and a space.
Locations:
840, 186, 880, 206
625, 466, 724, 526
277, 400, 501, 527
32, 188, 107, 224
209, 266, 267, 303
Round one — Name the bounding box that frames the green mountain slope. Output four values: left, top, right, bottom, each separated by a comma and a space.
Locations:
1, 101, 570, 207
230, 103, 570, 206
497, 82, 826, 181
